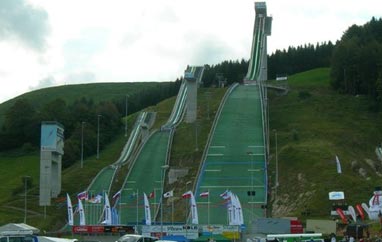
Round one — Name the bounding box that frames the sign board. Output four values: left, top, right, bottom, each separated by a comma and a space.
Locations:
72, 226, 134, 234
329, 191, 345, 200
142, 225, 198, 239
184, 72, 196, 81
201, 225, 239, 235
306, 220, 336, 234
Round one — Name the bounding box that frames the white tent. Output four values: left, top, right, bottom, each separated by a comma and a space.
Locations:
0, 223, 39, 235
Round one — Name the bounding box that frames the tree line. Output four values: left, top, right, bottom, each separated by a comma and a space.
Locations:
201, 17, 382, 109
201, 42, 335, 86
0, 81, 180, 167
330, 17, 382, 109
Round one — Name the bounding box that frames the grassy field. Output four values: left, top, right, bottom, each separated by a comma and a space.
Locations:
1, 68, 382, 231
268, 68, 382, 220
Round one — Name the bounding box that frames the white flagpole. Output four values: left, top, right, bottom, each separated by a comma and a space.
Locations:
155, 188, 158, 216
136, 189, 139, 231
172, 198, 174, 224
208, 189, 210, 225
119, 192, 122, 225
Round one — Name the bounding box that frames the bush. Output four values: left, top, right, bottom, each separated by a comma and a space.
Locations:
298, 91, 312, 99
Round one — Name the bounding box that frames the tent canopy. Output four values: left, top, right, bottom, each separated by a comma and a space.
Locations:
0, 223, 40, 235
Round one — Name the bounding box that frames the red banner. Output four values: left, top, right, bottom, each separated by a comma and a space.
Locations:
290, 220, 303, 234
72, 226, 134, 234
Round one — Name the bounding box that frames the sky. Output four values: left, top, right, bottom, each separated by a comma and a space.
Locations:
0, 0, 380, 104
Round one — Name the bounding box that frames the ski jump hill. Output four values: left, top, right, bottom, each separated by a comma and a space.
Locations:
71, 2, 272, 227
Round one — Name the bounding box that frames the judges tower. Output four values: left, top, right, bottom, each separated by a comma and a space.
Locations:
39, 121, 64, 206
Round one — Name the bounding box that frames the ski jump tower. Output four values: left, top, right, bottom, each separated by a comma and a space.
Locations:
245, 2, 272, 82
185, 66, 205, 123
39, 121, 64, 206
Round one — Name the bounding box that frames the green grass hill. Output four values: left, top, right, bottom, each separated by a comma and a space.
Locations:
0, 68, 381, 232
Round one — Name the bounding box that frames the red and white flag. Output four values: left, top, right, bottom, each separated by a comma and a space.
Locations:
182, 190, 192, 199
220, 190, 231, 200
77, 190, 88, 200
199, 191, 209, 198
148, 191, 155, 199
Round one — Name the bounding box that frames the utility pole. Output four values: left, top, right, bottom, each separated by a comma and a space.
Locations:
160, 165, 169, 237
97, 115, 102, 159
23, 176, 31, 223
125, 95, 128, 137
81, 121, 85, 168
273, 129, 279, 201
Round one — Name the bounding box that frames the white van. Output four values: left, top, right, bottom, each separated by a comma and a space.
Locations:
116, 234, 158, 242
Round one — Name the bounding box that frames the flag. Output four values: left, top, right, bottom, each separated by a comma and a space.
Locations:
103, 193, 112, 225
182, 190, 192, 199
199, 191, 209, 198
190, 192, 199, 224
88, 194, 102, 203
143, 193, 152, 225
335, 155, 342, 174
112, 190, 121, 200
164, 190, 174, 198
77, 190, 88, 200
148, 191, 155, 199
78, 198, 86, 225
220, 190, 231, 200
66, 194, 74, 226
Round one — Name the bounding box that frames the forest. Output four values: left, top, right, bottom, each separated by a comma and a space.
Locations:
330, 17, 382, 109
0, 81, 180, 167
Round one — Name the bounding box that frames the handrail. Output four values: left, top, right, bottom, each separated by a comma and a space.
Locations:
118, 112, 147, 164
86, 112, 146, 193
258, 81, 268, 204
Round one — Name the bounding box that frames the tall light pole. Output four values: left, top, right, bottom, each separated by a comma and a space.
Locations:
125, 94, 128, 137
205, 92, 210, 120
81, 121, 85, 168
194, 121, 198, 151
160, 164, 169, 237
273, 129, 279, 200
23, 176, 30, 223
97, 115, 102, 159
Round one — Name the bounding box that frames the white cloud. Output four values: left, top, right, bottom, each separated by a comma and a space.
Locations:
0, 0, 380, 103
0, 0, 50, 51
